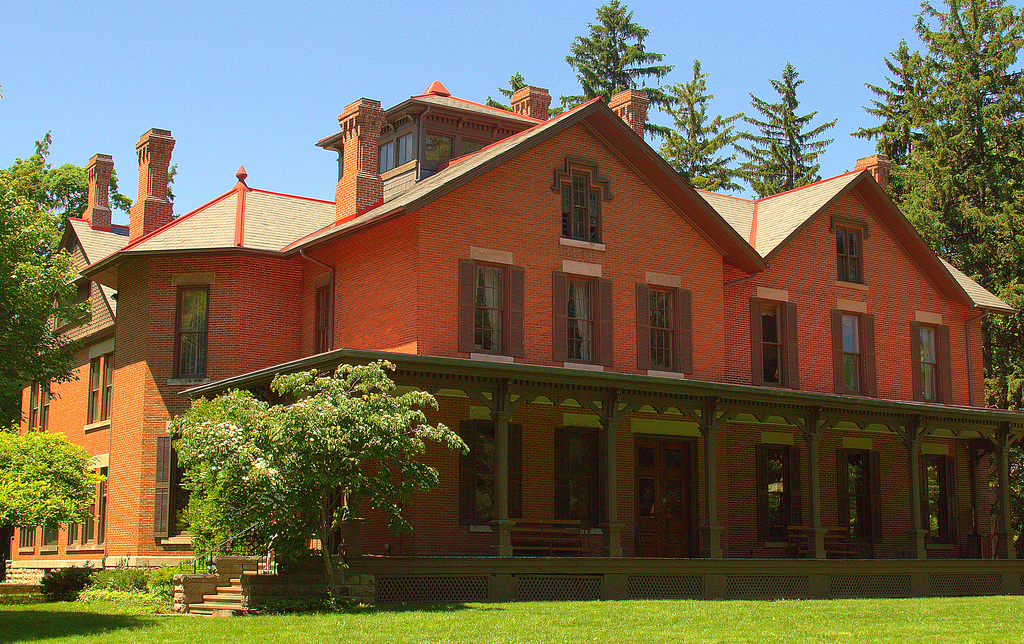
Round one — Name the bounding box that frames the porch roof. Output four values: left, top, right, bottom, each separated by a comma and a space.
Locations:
182, 348, 1024, 438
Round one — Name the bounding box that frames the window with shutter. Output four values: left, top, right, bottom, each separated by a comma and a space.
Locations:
750, 299, 798, 388
838, 449, 880, 542
457, 260, 525, 358
457, 421, 522, 524
832, 311, 877, 396
314, 284, 331, 354
755, 444, 800, 542
554, 426, 600, 526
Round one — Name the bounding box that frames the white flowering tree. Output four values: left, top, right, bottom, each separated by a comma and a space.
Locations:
171, 361, 465, 596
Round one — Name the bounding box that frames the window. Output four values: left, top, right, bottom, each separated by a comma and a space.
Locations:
18, 527, 35, 551
919, 325, 937, 401
42, 525, 59, 548
567, 278, 593, 362
837, 449, 882, 542
756, 444, 800, 542
425, 133, 453, 163
97, 467, 108, 545
458, 421, 521, 524
922, 455, 954, 542
750, 299, 799, 388
831, 310, 877, 396
636, 285, 693, 373
378, 139, 395, 173
554, 427, 600, 526
175, 286, 209, 378
28, 381, 49, 430
458, 260, 524, 358
460, 139, 485, 156
396, 133, 414, 165
552, 160, 610, 244
836, 227, 863, 283
315, 284, 331, 354
912, 322, 951, 403
87, 352, 113, 424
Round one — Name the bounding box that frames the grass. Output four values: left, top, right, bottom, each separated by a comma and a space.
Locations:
1, 596, 1023, 643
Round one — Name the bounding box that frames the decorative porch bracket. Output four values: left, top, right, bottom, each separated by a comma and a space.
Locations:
584, 389, 632, 557
473, 380, 527, 556
685, 396, 736, 559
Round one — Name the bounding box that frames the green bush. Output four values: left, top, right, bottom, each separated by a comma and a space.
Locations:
147, 563, 193, 599
40, 566, 95, 601
91, 566, 149, 592
77, 587, 168, 613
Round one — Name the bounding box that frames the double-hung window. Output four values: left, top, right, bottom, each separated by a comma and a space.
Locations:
921, 454, 954, 542
912, 321, 951, 403
378, 139, 395, 173
28, 381, 49, 430
396, 133, 414, 165
750, 298, 799, 388
458, 421, 522, 524
553, 160, 610, 245
836, 227, 863, 284
474, 265, 504, 353
566, 278, 594, 362
175, 286, 209, 378
919, 325, 938, 401
755, 444, 800, 542
837, 449, 882, 543
554, 426, 600, 526
87, 352, 114, 424
636, 284, 693, 373
831, 310, 877, 396
553, 271, 613, 366
841, 314, 861, 393
314, 284, 331, 354
458, 259, 524, 358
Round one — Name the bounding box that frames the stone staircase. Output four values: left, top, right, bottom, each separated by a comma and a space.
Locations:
185, 556, 259, 616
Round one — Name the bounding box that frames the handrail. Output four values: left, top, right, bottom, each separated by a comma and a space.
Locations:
191, 522, 261, 573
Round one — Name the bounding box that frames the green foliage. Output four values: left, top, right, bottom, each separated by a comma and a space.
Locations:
737, 63, 837, 198
77, 588, 168, 613
91, 568, 150, 593
0, 429, 101, 529
485, 72, 528, 110
146, 564, 192, 599
249, 596, 335, 614
659, 60, 743, 192
172, 360, 466, 597
40, 566, 95, 602
562, 0, 673, 135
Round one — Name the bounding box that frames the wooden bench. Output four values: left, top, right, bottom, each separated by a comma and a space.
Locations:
511, 520, 590, 556
787, 526, 865, 559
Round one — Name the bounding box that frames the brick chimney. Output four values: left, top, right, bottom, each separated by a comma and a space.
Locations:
129, 128, 175, 242
855, 153, 891, 190
511, 86, 551, 121
608, 89, 649, 137
335, 98, 385, 222
84, 153, 114, 231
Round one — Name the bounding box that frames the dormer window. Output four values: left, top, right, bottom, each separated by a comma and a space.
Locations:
426, 134, 453, 163
379, 140, 395, 173
552, 159, 611, 244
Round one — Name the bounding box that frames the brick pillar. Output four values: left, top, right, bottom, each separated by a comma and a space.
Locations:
511, 86, 551, 121
85, 154, 114, 231
608, 89, 649, 138
129, 129, 175, 243
855, 154, 891, 190
335, 98, 385, 223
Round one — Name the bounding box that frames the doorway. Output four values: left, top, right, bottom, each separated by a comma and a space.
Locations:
635, 437, 696, 557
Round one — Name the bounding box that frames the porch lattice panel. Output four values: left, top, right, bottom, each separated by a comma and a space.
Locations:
830, 575, 911, 598
516, 575, 602, 601
376, 575, 488, 603
726, 575, 809, 599
929, 573, 1002, 597
627, 575, 703, 599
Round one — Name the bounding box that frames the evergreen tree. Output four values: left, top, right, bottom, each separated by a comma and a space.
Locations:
485, 72, 528, 111
659, 60, 743, 191
562, 0, 673, 136
736, 63, 837, 198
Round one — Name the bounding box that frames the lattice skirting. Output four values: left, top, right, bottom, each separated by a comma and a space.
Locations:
627, 575, 703, 599
929, 573, 1003, 596
830, 575, 912, 598
516, 575, 602, 601
726, 575, 810, 599
377, 575, 488, 603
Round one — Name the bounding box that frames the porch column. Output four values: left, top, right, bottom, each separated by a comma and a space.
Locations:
802, 408, 826, 560
905, 417, 927, 559
699, 397, 723, 558
995, 425, 1017, 560
598, 390, 624, 557
490, 382, 514, 556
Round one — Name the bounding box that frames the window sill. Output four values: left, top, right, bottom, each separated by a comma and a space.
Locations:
66, 545, 104, 553
167, 377, 211, 387
562, 362, 605, 372
647, 369, 686, 380
160, 534, 193, 546
18, 548, 35, 555
559, 238, 606, 252
926, 542, 955, 550
39, 547, 58, 555
84, 419, 110, 433
469, 353, 514, 364
834, 280, 869, 291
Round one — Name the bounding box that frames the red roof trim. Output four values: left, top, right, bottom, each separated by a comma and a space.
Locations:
121, 189, 236, 250
234, 183, 247, 247
749, 201, 759, 247
249, 187, 335, 205
408, 93, 546, 123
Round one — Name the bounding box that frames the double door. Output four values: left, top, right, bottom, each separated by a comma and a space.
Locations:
636, 438, 694, 558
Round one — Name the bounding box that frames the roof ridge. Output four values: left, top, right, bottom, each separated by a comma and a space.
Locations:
249, 187, 335, 205
696, 189, 754, 203
755, 169, 861, 203
409, 94, 545, 123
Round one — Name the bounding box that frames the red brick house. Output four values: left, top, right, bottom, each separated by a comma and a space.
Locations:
11, 81, 1024, 600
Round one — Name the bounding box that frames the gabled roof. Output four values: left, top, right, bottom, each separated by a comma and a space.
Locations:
292, 98, 767, 274
65, 219, 129, 315
940, 258, 1015, 314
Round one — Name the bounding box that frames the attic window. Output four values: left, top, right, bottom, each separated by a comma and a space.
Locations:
552, 159, 611, 244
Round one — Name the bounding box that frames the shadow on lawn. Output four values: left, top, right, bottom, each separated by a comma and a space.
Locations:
0, 609, 157, 643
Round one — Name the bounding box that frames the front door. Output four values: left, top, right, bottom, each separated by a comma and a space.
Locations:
636, 438, 692, 557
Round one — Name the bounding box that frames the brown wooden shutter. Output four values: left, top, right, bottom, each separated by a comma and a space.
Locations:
458, 422, 477, 524
552, 271, 567, 362
458, 259, 476, 353
945, 455, 957, 544
789, 444, 802, 526
636, 284, 651, 370
508, 265, 525, 358
862, 314, 878, 397
836, 449, 851, 528
676, 288, 693, 374
154, 436, 171, 538
509, 424, 523, 520
784, 302, 799, 389
831, 310, 845, 393
598, 278, 614, 367
938, 324, 952, 404
910, 321, 922, 401
750, 298, 764, 386
755, 444, 769, 541
869, 450, 883, 542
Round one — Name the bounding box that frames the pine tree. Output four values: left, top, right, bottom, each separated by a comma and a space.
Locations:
659, 60, 743, 191
562, 0, 673, 136
736, 63, 837, 198
485, 72, 528, 111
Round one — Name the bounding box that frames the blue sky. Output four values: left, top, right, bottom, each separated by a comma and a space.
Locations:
1, 0, 925, 220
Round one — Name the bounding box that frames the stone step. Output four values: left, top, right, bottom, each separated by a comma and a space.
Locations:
188, 604, 243, 616
202, 593, 242, 603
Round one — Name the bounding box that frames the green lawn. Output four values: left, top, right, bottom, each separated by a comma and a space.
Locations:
2, 596, 1023, 643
